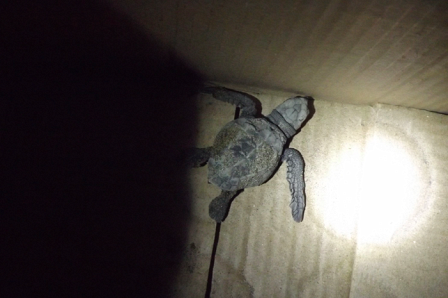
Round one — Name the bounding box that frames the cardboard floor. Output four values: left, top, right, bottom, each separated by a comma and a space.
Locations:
173, 88, 448, 297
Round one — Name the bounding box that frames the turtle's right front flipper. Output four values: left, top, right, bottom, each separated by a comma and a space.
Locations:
185, 147, 212, 168
201, 86, 256, 118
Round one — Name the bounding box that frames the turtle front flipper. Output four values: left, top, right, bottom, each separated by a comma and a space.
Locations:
201, 86, 257, 118
282, 148, 306, 222
185, 147, 212, 168
209, 190, 240, 223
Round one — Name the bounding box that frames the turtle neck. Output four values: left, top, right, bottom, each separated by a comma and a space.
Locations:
266, 109, 296, 138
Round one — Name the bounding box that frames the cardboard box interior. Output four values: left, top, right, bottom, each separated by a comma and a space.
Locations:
4, 0, 446, 296
97, 0, 448, 296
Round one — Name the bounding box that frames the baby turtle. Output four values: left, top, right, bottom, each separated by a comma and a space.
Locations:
189, 86, 310, 223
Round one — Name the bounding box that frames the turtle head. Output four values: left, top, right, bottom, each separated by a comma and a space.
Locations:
275, 97, 309, 129
267, 96, 310, 138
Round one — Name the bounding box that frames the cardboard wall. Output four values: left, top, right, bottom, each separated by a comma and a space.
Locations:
106, 0, 448, 114
174, 89, 448, 297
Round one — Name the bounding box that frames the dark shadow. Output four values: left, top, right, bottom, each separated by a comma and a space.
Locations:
299, 96, 316, 132
204, 223, 220, 298
1, 1, 202, 296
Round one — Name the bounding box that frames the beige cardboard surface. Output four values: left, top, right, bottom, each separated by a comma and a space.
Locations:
106, 0, 448, 113
174, 89, 448, 297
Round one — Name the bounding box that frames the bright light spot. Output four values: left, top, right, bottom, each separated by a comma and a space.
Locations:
357, 133, 421, 244
319, 144, 363, 239
318, 128, 428, 245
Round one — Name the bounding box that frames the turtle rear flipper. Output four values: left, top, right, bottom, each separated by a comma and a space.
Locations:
201, 86, 257, 118
282, 148, 305, 222
209, 190, 240, 223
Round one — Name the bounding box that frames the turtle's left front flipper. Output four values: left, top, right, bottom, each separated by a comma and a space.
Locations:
282, 148, 306, 222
